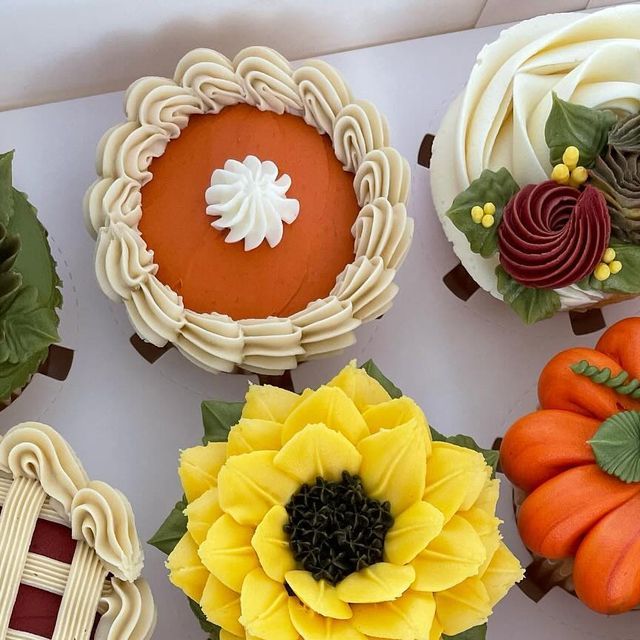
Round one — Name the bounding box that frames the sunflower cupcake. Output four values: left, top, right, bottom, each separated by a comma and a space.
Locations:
152, 362, 523, 639
0, 151, 62, 404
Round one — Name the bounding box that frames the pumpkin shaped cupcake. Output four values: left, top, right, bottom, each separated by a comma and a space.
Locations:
85, 47, 412, 375
152, 361, 523, 640
501, 317, 640, 613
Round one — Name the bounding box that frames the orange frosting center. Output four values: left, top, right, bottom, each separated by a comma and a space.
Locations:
139, 105, 359, 320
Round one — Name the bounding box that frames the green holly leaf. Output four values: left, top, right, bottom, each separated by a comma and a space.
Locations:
444, 623, 488, 640
589, 411, 640, 483
446, 168, 519, 258
0, 286, 59, 364
361, 359, 402, 398
496, 265, 561, 324
188, 598, 220, 637
148, 497, 188, 555
0, 151, 14, 226
545, 93, 616, 168
201, 400, 243, 444
580, 241, 640, 294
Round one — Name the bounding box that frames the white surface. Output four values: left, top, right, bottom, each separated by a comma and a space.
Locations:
2, 17, 640, 640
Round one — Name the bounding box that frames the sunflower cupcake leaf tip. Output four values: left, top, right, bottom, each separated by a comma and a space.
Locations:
444, 622, 487, 639
201, 400, 244, 444
148, 496, 188, 555
360, 358, 402, 398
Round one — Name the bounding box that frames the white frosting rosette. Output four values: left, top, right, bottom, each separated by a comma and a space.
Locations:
85, 46, 412, 374
0, 422, 156, 640
431, 6, 640, 312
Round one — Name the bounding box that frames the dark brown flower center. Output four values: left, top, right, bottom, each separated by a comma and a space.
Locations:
283, 471, 394, 585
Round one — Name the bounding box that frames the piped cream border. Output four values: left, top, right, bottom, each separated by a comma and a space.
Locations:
84, 46, 413, 375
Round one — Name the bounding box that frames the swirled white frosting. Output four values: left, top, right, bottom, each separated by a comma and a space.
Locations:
85, 45, 412, 373
0, 423, 155, 639
205, 155, 300, 250
431, 6, 640, 312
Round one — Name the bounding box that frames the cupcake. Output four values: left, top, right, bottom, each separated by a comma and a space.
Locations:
0, 151, 62, 403
85, 47, 412, 375
430, 7, 640, 324
501, 317, 640, 613
152, 361, 523, 639
0, 422, 156, 638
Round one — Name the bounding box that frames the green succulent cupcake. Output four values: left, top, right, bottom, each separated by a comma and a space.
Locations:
0, 151, 62, 404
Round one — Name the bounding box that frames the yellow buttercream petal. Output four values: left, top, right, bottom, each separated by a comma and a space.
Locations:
460, 507, 502, 575
218, 450, 299, 526
434, 577, 491, 637
242, 384, 301, 423
423, 443, 489, 522
240, 568, 298, 640
199, 514, 259, 592
200, 574, 244, 636
227, 419, 283, 457
336, 563, 415, 604
384, 501, 445, 565
357, 419, 426, 515
412, 515, 486, 592
327, 361, 391, 411
351, 589, 436, 640
166, 532, 209, 602
286, 570, 352, 619
274, 423, 362, 484
480, 542, 524, 607
185, 487, 223, 545
288, 599, 366, 640
179, 442, 227, 503
473, 478, 500, 516
430, 616, 443, 640
282, 386, 369, 445
251, 504, 296, 583
363, 398, 431, 453
220, 631, 244, 640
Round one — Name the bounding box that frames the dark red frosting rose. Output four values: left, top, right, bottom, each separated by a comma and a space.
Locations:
498, 181, 611, 289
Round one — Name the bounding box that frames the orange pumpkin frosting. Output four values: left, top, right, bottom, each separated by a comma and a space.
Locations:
501, 317, 640, 614
139, 105, 360, 320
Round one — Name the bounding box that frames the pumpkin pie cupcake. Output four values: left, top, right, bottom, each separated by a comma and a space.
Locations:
501, 317, 640, 613
431, 6, 640, 324
152, 361, 523, 639
0, 421, 156, 638
85, 47, 412, 374
0, 151, 62, 404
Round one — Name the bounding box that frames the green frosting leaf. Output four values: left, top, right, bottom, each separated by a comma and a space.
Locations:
545, 93, 616, 168
0, 225, 22, 309
444, 624, 488, 640
446, 168, 520, 258
188, 598, 220, 638
0, 349, 48, 401
361, 359, 402, 399
589, 411, 640, 483
0, 151, 14, 226
201, 400, 243, 445
148, 497, 188, 555
581, 241, 640, 294
496, 266, 561, 324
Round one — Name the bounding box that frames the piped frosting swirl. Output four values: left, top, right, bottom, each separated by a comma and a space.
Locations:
498, 182, 611, 289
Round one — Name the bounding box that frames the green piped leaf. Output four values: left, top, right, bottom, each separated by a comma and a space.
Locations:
444, 623, 487, 640
188, 598, 220, 638
545, 93, 616, 168
447, 168, 519, 258
589, 411, 640, 483
361, 359, 402, 399
0, 151, 14, 226
496, 266, 561, 324
201, 400, 243, 445
580, 242, 640, 295
148, 497, 188, 555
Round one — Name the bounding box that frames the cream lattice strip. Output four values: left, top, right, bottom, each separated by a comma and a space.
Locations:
0, 477, 46, 638
0, 475, 68, 526
6, 630, 48, 640
20, 553, 71, 596
51, 542, 107, 640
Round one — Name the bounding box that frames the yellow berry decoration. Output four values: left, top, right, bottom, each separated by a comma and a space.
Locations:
471, 205, 484, 224
603, 247, 616, 264
610, 260, 623, 275
551, 163, 570, 185
483, 202, 496, 215
562, 145, 580, 170
594, 263, 611, 282
570, 166, 588, 187
481, 214, 495, 228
